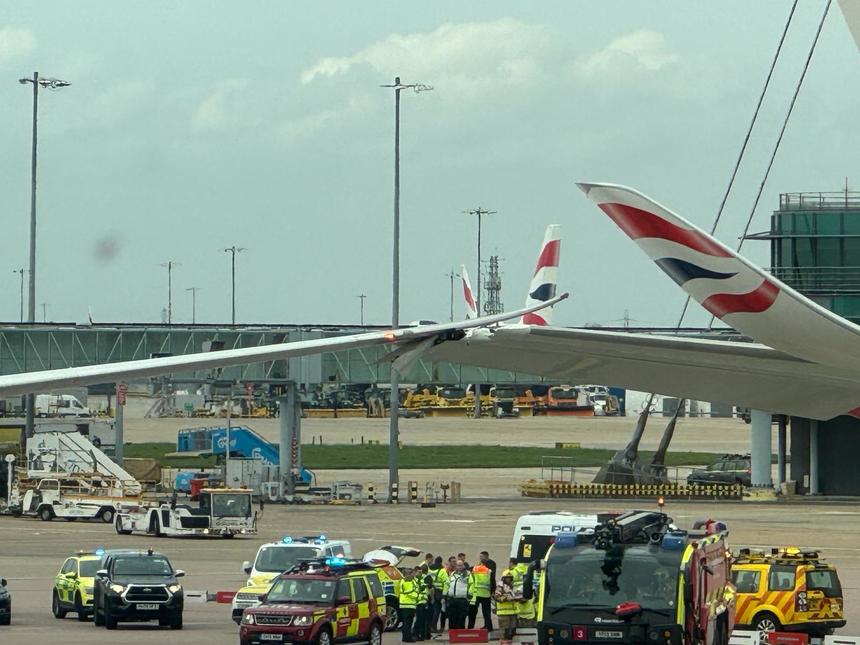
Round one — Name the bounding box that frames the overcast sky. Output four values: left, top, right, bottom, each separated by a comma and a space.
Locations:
1, 1, 858, 328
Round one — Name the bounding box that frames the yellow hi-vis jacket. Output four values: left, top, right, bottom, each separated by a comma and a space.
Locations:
469, 564, 492, 599
429, 566, 449, 591
399, 579, 420, 609
494, 574, 520, 616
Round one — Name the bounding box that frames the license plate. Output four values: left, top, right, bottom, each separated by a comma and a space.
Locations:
136, 603, 159, 610
260, 635, 284, 641
595, 631, 623, 639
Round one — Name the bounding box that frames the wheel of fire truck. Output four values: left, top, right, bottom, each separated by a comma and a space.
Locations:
99, 507, 115, 524
38, 505, 54, 521
753, 613, 781, 637
115, 516, 132, 535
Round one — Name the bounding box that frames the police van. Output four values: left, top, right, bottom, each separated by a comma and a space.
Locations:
510, 511, 612, 564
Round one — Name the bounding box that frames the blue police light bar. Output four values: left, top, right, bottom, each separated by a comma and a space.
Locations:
316, 534, 327, 544
661, 534, 686, 551
95, 547, 106, 557
555, 531, 578, 549
325, 557, 347, 567
282, 536, 293, 544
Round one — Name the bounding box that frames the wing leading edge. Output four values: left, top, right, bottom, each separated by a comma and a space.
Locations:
0, 294, 568, 397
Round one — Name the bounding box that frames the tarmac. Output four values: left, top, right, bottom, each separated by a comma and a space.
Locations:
1, 498, 858, 645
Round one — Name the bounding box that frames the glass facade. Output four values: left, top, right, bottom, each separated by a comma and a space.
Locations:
760, 191, 860, 323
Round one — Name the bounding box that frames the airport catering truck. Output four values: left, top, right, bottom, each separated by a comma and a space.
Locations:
114, 488, 257, 538
525, 510, 735, 645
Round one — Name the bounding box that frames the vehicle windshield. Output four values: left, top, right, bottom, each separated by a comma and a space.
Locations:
113, 556, 173, 576
211, 493, 252, 518
545, 545, 680, 612
494, 389, 517, 399
551, 389, 579, 400
255, 546, 319, 573
79, 560, 100, 578
266, 578, 336, 604
440, 388, 465, 399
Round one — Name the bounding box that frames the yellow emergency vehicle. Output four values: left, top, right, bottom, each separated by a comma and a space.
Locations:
732, 547, 845, 636
52, 550, 103, 621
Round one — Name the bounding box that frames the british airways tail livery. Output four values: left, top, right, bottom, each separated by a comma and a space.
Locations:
578, 182, 860, 372
460, 264, 478, 319
521, 224, 561, 326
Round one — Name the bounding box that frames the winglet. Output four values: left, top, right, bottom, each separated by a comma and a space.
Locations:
521, 224, 561, 325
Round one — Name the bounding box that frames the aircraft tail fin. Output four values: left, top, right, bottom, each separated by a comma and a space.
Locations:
460, 264, 478, 319
521, 224, 561, 325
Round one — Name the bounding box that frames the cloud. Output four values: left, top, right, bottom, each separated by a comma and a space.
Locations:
300, 19, 550, 99
191, 79, 258, 133
576, 29, 677, 78
0, 26, 35, 66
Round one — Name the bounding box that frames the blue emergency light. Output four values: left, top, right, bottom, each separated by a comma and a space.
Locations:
315, 534, 327, 544
325, 557, 347, 567
282, 536, 293, 544
661, 534, 686, 551
95, 547, 105, 557
555, 531, 578, 549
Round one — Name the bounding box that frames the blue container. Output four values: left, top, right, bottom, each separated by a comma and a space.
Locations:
175, 472, 195, 493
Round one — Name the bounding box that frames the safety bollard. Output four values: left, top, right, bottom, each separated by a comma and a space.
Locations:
390, 482, 399, 504
409, 481, 419, 503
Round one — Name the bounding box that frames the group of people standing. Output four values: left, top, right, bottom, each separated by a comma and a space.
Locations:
397, 552, 535, 644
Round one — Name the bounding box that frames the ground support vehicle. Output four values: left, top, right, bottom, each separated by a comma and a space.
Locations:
533, 386, 594, 416
35, 394, 92, 418
528, 510, 735, 645
115, 488, 256, 537
732, 547, 845, 636
92, 548, 184, 630
232, 536, 352, 623
53, 551, 102, 621
0, 577, 10, 625
14, 476, 139, 523
687, 455, 752, 487
239, 558, 386, 645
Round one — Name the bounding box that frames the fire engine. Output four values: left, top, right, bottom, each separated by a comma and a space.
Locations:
526, 510, 735, 645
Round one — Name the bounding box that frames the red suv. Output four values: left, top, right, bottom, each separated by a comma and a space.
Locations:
239, 560, 386, 645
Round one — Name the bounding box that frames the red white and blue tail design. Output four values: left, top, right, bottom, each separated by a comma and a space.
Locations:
578, 182, 860, 371
521, 224, 561, 326
460, 264, 478, 319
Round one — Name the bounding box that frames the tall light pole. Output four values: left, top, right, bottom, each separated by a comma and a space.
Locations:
19, 72, 70, 438
160, 261, 179, 324
186, 287, 201, 324
445, 269, 460, 322
463, 207, 497, 315
463, 207, 496, 420
380, 77, 432, 500
12, 269, 25, 323
356, 294, 367, 325
223, 246, 246, 325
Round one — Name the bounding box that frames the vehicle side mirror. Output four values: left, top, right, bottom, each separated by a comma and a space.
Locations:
96, 569, 108, 578
337, 596, 352, 605
258, 594, 267, 602
65, 571, 78, 579
0, 579, 6, 587
174, 570, 185, 578
242, 561, 252, 574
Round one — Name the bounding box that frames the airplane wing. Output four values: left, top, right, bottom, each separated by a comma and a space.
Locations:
0, 294, 567, 397
578, 182, 860, 371
424, 325, 860, 420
